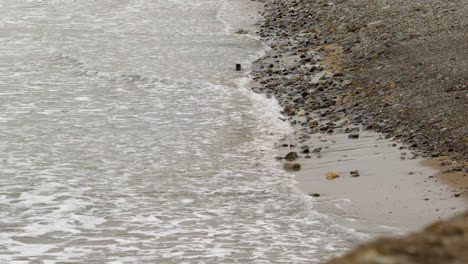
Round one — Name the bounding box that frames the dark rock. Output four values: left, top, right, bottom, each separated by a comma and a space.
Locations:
283, 163, 301, 171
348, 133, 360, 139
312, 147, 322, 153
350, 170, 360, 177
284, 152, 299, 161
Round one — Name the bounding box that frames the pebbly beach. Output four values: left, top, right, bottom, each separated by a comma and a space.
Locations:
246, 0, 468, 261
250, 0, 467, 160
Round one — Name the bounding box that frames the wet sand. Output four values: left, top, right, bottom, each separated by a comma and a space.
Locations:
276, 125, 467, 233
422, 158, 468, 199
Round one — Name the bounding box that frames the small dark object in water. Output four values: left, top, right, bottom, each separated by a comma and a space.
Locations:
309, 193, 320, 197
348, 133, 359, 139
236, 64, 242, 71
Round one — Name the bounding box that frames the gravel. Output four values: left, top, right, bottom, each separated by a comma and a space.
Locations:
250, 0, 467, 164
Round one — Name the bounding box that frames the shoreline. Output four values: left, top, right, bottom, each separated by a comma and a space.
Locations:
276, 126, 466, 233
422, 157, 468, 199
247, 0, 467, 234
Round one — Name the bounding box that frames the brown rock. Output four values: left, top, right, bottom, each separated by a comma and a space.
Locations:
309, 120, 319, 128
326, 171, 340, 180
325, 211, 468, 264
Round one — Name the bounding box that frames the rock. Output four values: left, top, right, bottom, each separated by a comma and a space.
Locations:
325, 211, 468, 264
284, 152, 299, 161
312, 147, 322, 153
234, 29, 248, 34
367, 20, 384, 28
326, 171, 340, 180
236, 64, 242, 71
283, 163, 301, 171
308, 120, 319, 128
342, 80, 352, 86
348, 133, 360, 139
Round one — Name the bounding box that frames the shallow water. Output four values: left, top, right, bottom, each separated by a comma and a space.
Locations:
1, 1, 368, 263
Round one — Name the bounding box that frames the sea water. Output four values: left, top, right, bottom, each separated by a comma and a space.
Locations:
1, 0, 367, 263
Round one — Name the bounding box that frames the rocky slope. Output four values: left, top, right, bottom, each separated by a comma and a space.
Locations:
250, 0, 467, 165
324, 211, 468, 264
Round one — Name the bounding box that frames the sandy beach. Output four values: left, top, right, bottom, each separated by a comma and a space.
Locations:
277, 125, 466, 233
249, 0, 467, 235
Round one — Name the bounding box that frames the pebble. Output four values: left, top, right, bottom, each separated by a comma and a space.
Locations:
326, 171, 340, 180
350, 170, 360, 177
283, 163, 301, 171
285, 152, 299, 161
312, 147, 322, 153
